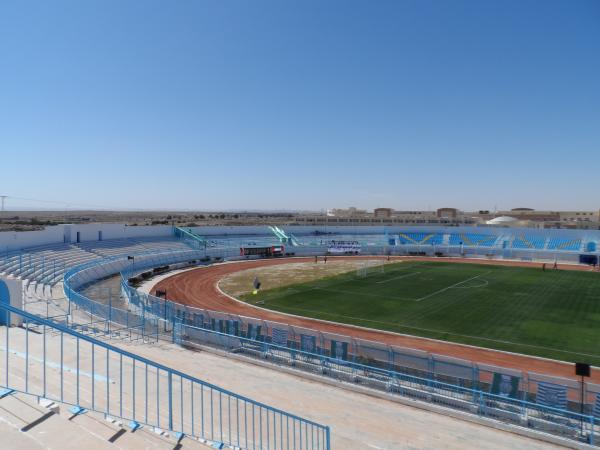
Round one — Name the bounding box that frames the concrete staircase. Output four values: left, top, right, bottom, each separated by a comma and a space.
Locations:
0, 390, 214, 450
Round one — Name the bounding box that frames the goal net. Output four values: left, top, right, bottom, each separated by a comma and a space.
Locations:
356, 261, 385, 278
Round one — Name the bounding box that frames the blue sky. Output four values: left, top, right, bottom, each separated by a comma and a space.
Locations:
1, 0, 599, 211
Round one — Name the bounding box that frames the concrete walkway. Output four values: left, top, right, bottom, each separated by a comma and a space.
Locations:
119, 339, 567, 450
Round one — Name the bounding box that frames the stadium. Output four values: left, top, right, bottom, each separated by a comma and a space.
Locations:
3, 1, 599, 448
1, 222, 600, 449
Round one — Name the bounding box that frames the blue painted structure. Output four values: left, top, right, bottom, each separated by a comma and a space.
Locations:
0, 303, 330, 450
398, 232, 444, 245
57, 252, 600, 446
3, 224, 600, 447
448, 233, 498, 247
0, 280, 9, 326
180, 324, 599, 446
3, 225, 600, 291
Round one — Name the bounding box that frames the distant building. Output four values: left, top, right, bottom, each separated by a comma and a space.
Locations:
482, 209, 600, 229
559, 210, 600, 229
327, 207, 368, 217
293, 207, 600, 229
374, 208, 392, 218
437, 208, 458, 219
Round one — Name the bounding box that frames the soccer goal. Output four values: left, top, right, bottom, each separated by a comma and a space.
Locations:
356, 260, 385, 278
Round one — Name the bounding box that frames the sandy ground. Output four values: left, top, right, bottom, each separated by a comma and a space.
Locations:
152, 256, 600, 383
220, 259, 386, 297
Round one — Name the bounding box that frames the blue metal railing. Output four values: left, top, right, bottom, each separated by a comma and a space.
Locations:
177, 324, 597, 445
62, 254, 600, 446
32, 239, 599, 447
0, 303, 330, 449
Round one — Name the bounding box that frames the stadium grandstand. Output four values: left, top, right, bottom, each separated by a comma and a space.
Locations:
2, 223, 600, 449
4, 1, 598, 448
448, 233, 499, 247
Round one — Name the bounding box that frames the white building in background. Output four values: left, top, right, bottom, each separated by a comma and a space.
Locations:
486, 216, 520, 226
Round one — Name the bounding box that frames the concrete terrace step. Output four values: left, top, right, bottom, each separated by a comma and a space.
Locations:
72, 410, 213, 450
0, 393, 113, 450
0, 392, 213, 450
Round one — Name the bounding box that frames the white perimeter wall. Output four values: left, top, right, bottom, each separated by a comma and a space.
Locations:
0, 224, 173, 252
188, 225, 274, 236
67, 223, 172, 242
0, 227, 65, 251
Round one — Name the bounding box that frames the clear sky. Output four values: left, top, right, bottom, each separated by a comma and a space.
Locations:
1, 0, 599, 212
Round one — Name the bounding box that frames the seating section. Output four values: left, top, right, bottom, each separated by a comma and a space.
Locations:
547, 238, 582, 251
0, 244, 100, 286
205, 236, 281, 248
398, 233, 443, 245
76, 236, 191, 257
511, 235, 546, 250
1, 231, 595, 290
449, 233, 498, 247
131, 236, 195, 252
0, 237, 193, 287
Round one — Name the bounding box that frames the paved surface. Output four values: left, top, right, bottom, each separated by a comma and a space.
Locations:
1, 324, 569, 450
152, 256, 600, 383
0, 327, 209, 449
122, 338, 567, 450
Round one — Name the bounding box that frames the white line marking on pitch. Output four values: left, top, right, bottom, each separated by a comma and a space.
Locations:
415, 271, 492, 302
316, 287, 413, 301
376, 272, 420, 284
453, 278, 489, 289
266, 306, 600, 359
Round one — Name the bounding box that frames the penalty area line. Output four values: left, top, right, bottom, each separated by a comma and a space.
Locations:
376, 272, 420, 284
266, 307, 600, 360
414, 271, 491, 302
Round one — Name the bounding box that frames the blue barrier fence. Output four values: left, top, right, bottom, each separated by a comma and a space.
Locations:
63, 249, 216, 340
179, 324, 598, 445
59, 251, 600, 447
121, 277, 600, 401
0, 303, 331, 449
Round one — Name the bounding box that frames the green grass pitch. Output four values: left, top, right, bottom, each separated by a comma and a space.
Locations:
241, 261, 600, 365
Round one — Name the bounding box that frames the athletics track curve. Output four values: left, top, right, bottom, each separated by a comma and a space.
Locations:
152, 256, 599, 383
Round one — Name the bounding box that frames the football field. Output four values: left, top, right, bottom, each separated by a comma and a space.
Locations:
241, 261, 600, 365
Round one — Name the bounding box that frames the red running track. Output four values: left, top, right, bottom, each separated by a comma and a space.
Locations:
152, 256, 599, 383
